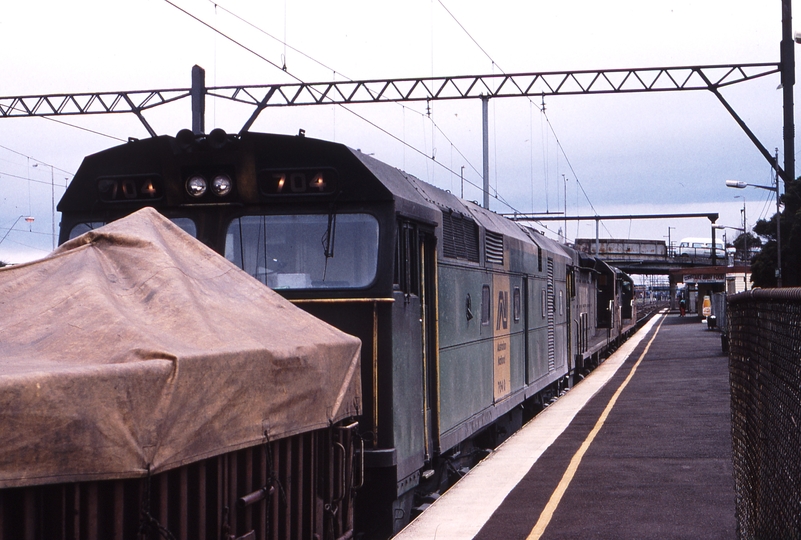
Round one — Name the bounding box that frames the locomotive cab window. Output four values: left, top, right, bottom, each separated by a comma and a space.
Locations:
68, 221, 106, 240
68, 217, 197, 240
224, 213, 379, 290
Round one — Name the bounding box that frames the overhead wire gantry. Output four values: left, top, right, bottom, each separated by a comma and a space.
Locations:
0, 61, 791, 202
0, 63, 779, 117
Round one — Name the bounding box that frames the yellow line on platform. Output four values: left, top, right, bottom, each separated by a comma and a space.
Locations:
527, 313, 668, 540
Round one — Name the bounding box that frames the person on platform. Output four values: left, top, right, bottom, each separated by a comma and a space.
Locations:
679, 298, 686, 317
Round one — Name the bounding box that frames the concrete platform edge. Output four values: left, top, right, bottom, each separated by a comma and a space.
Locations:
394, 311, 667, 540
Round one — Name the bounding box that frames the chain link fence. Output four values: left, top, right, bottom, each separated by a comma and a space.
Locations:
728, 288, 801, 540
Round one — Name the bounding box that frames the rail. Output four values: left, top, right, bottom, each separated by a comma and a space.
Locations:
727, 289, 801, 539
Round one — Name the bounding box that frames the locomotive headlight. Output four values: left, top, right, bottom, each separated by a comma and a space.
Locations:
186, 175, 207, 197
211, 174, 233, 196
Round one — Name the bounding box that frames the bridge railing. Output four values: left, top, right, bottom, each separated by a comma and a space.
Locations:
727, 288, 801, 539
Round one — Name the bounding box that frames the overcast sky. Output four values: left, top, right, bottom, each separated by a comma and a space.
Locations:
0, 0, 794, 263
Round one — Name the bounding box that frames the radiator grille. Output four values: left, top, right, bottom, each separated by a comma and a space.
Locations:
484, 231, 504, 265
442, 213, 479, 262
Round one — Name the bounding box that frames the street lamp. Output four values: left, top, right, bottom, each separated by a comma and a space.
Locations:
0, 215, 35, 247
726, 178, 782, 287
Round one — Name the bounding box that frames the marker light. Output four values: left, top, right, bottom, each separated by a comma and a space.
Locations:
186, 175, 207, 197
212, 174, 233, 196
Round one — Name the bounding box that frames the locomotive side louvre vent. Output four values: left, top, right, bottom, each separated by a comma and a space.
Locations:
485, 231, 504, 265
547, 258, 556, 372
442, 212, 480, 262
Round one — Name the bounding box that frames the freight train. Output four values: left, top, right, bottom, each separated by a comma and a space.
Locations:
2, 128, 636, 539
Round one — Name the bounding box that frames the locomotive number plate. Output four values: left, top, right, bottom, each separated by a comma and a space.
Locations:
97, 175, 163, 202
258, 168, 338, 196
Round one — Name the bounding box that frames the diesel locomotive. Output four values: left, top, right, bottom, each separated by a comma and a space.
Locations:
16, 128, 635, 538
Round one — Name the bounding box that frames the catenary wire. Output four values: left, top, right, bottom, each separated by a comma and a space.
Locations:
206, 0, 343, 78
0, 170, 70, 187
204, 0, 491, 203
167, 0, 522, 212
436, 0, 611, 236
0, 144, 75, 177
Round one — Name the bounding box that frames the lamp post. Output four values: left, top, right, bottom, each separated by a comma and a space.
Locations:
666, 226, 675, 258
726, 179, 782, 287
733, 195, 747, 267
715, 224, 748, 290
563, 175, 568, 244
710, 221, 718, 266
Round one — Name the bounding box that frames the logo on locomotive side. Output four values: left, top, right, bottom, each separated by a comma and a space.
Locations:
496, 290, 508, 331
492, 278, 512, 401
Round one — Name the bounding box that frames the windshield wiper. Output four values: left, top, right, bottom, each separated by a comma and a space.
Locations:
321, 203, 337, 280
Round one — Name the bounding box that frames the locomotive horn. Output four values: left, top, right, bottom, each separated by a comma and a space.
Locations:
208, 128, 229, 150
176, 128, 196, 151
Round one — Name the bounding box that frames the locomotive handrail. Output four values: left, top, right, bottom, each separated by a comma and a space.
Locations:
353, 436, 365, 490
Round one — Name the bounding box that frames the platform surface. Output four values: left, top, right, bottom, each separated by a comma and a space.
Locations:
396, 312, 735, 539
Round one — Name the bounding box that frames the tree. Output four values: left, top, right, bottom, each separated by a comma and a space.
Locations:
750, 176, 801, 287
731, 232, 761, 266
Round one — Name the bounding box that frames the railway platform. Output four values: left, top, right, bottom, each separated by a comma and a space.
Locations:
395, 310, 735, 539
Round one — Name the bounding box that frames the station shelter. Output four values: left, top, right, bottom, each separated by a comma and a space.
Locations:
669, 266, 732, 317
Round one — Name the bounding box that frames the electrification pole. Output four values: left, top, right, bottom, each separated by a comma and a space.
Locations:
782, 0, 795, 187
482, 96, 489, 210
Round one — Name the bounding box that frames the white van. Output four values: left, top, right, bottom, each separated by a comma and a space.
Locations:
677, 237, 725, 258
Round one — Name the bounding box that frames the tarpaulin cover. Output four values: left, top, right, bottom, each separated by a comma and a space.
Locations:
0, 208, 361, 488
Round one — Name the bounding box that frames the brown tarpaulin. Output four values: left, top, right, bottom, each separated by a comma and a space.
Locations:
0, 208, 361, 488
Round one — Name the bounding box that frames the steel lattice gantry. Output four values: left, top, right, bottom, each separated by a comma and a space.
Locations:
0, 61, 790, 185
0, 63, 779, 117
